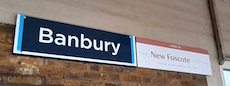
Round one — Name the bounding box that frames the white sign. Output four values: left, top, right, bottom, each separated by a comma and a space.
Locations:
136, 37, 212, 75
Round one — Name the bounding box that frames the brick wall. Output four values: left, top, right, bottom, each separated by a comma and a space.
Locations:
0, 22, 207, 86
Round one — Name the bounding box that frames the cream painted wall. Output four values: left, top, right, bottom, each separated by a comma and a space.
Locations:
214, 0, 230, 85
0, 0, 222, 86
214, 0, 230, 56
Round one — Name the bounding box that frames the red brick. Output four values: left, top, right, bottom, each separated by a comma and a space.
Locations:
142, 77, 151, 83
195, 82, 205, 86
46, 78, 89, 86
64, 79, 81, 86
0, 23, 15, 29
0, 54, 10, 65
170, 79, 181, 86
0, 43, 12, 52
120, 74, 141, 83
105, 83, 121, 86
166, 72, 181, 79
150, 70, 158, 77
122, 83, 139, 86
90, 81, 103, 86
203, 81, 208, 86
0, 24, 14, 44
69, 70, 84, 78
7, 33, 14, 44
0, 32, 6, 42
139, 84, 153, 86
10, 56, 43, 67
0, 76, 2, 83
106, 73, 120, 81
135, 68, 151, 75
0, 65, 15, 73
81, 81, 90, 86
113, 66, 124, 73
69, 62, 87, 70
156, 70, 165, 77
181, 81, 195, 86
43, 59, 68, 68
8, 76, 41, 85
45, 77, 64, 85
192, 75, 206, 82
15, 65, 39, 75
84, 72, 103, 79
122, 67, 136, 74
151, 78, 168, 85
182, 73, 192, 80
102, 65, 113, 72
120, 74, 129, 81
90, 64, 100, 71
39, 68, 68, 78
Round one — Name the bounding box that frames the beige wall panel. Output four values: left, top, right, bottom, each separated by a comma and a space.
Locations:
214, 0, 230, 55
223, 61, 230, 69
207, 55, 224, 86
214, 0, 230, 86
220, 23, 230, 54
0, 0, 213, 35
196, 34, 217, 55
222, 30, 230, 42
223, 41, 230, 54
215, 0, 230, 23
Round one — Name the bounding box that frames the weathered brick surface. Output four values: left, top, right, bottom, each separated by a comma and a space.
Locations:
166, 72, 182, 79
105, 83, 121, 86
151, 78, 168, 85
69, 70, 84, 78
8, 76, 41, 85
39, 68, 68, 78
120, 74, 141, 83
0, 55, 10, 65
0, 65, 15, 73
170, 79, 181, 86
182, 73, 193, 80
0, 32, 6, 43
142, 77, 151, 83
181, 80, 195, 86
0, 23, 208, 86
90, 63, 100, 71
91, 81, 103, 86
84, 72, 104, 80
45, 77, 64, 85
63, 79, 82, 86
69, 61, 88, 70
0, 76, 2, 83
106, 73, 120, 81
0, 43, 13, 52
81, 81, 90, 86
43, 59, 68, 68
113, 66, 124, 73
102, 65, 113, 72
15, 65, 39, 75
10, 56, 44, 67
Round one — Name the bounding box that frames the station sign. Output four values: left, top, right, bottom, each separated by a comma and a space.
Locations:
13, 14, 212, 75
136, 37, 212, 75
13, 14, 136, 66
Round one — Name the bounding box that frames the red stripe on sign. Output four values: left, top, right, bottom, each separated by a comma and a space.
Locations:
136, 37, 208, 55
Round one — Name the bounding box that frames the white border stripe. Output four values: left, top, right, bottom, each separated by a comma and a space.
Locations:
13, 14, 22, 54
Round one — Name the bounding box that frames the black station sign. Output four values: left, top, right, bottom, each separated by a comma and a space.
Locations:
13, 14, 136, 66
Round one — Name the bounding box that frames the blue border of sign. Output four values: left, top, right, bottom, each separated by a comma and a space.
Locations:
17, 14, 24, 51
130, 36, 135, 64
